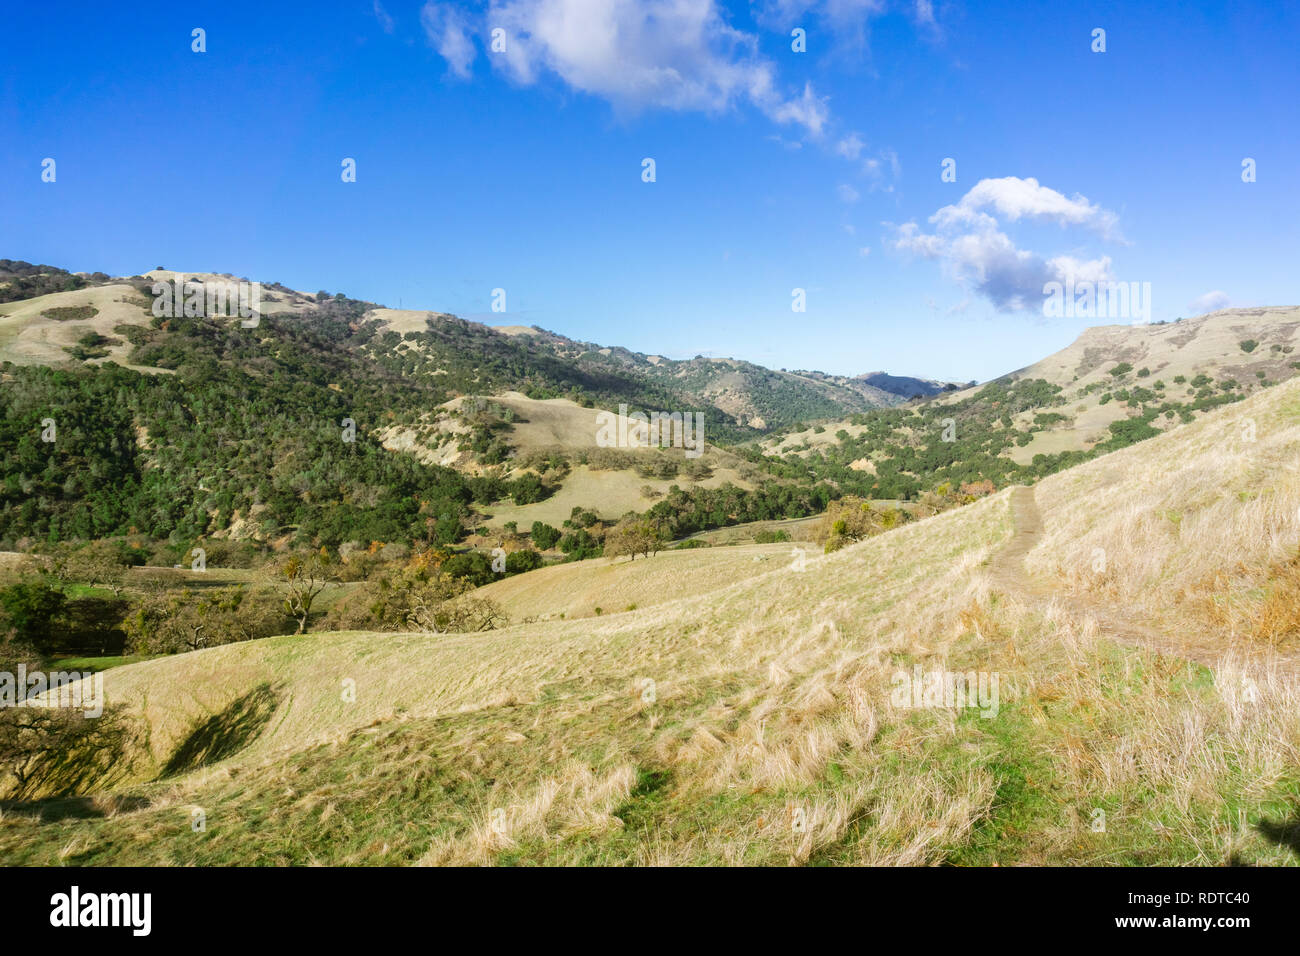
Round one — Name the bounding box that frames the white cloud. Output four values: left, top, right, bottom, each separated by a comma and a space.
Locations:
753, 0, 888, 54
914, 0, 935, 25
374, 0, 396, 34
762, 80, 830, 136
1046, 254, 1113, 285
434, 0, 831, 136
1188, 290, 1231, 315
837, 183, 861, 203
887, 177, 1119, 311
858, 246, 871, 256
421, 2, 477, 79
860, 148, 900, 190
836, 133, 865, 159
931, 176, 1119, 237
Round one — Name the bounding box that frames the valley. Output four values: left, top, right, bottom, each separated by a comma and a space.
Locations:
2, 261, 1298, 868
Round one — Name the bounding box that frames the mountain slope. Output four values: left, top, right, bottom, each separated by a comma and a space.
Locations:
971, 306, 1300, 463
999, 306, 1300, 389
4, 375, 1298, 865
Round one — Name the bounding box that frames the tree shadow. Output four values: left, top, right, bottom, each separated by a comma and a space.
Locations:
0, 793, 150, 824
1255, 815, 1300, 858
1, 706, 141, 801
161, 683, 280, 777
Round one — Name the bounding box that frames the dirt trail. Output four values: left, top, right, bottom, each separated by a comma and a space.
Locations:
990, 485, 1298, 675
989, 486, 1049, 597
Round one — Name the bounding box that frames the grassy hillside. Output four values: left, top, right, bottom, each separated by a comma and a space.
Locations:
974, 306, 1300, 463
758, 308, 1300, 505
0, 261, 922, 552
469, 541, 797, 622
3, 375, 1298, 865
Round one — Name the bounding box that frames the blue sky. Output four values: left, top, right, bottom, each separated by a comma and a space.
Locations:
3, 0, 1297, 381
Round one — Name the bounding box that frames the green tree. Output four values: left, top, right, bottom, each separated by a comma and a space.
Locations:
271, 551, 333, 634
0, 579, 67, 652
530, 521, 561, 550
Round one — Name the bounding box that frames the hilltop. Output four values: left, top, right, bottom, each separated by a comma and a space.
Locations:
976, 306, 1300, 463
3, 261, 1297, 560
764, 307, 1300, 482
0, 261, 925, 427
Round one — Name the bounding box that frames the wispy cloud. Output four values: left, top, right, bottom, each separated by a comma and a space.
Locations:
421, 2, 477, 79
373, 0, 396, 34
420, 0, 831, 136
753, 0, 890, 56
835, 133, 865, 159
1188, 290, 1231, 315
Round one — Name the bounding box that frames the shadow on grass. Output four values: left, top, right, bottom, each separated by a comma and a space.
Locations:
162, 683, 281, 777
1255, 816, 1300, 858
0, 706, 141, 803
0, 793, 150, 824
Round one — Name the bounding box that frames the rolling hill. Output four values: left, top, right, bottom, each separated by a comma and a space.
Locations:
1, 260, 966, 551
763, 307, 1300, 473
3, 372, 1297, 865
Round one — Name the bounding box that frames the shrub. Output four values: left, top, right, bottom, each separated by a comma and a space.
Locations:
530, 521, 561, 550
42, 306, 99, 321
124, 586, 284, 654
325, 567, 506, 633
505, 549, 543, 574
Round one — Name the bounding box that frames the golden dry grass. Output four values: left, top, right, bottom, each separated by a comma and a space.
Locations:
470, 542, 797, 621
5, 379, 1300, 865
0, 272, 314, 369
1025, 375, 1300, 654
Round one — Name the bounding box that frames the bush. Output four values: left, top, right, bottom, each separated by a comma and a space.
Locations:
530, 521, 561, 550
505, 549, 543, 574
558, 529, 601, 561
42, 306, 99, 322
325, 567, 506, 633
0, 579, 67, 653
816, 497, 891, 552
124, 586, 284, 654
441, 551, 494, 586
508, 473, 549, 505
